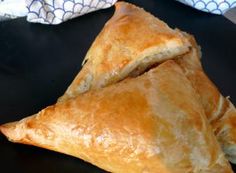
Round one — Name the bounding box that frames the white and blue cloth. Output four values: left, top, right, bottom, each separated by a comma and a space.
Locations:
178, 0, 236, 14
0, 0, 117, 24
0, 0, 236, 24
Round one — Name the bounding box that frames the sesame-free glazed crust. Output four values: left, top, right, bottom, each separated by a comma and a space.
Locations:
175, 34, 236, 163
0, 61, 232, 172
58, 2, 236, 163
56, 2, 236, 163
58, 2, 190, 101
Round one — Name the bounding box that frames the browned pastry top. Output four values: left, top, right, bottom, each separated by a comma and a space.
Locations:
58, 1, 190, 101
0, 61, 232, 173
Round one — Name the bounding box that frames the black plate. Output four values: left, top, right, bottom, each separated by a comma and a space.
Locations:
0, 0, 235, 172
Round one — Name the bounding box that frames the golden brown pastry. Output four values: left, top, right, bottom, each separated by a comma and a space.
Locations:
57, 2, 236, 163
175, 34, 236, 163
57, 1, 190, 102
0, 61, 233, 173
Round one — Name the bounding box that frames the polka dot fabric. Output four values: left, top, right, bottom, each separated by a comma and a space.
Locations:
26, 0, 117, 24
177, 0, 236, 14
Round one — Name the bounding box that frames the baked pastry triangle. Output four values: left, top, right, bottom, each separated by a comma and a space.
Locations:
58, 2, 236, 163
0, 61, 233, 172
58, 1, 190, 102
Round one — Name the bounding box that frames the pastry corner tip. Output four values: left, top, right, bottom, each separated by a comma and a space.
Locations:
0, 121, 19, 142
114, 1, 137, 10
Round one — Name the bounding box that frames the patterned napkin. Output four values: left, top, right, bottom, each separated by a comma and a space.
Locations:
0, 0, 236, 24
0, 0, 117, 24
0, 0, 27, 21
177, 0, 236, 14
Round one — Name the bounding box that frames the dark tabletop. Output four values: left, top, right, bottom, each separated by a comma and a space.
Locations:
0, 0, 235, 172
